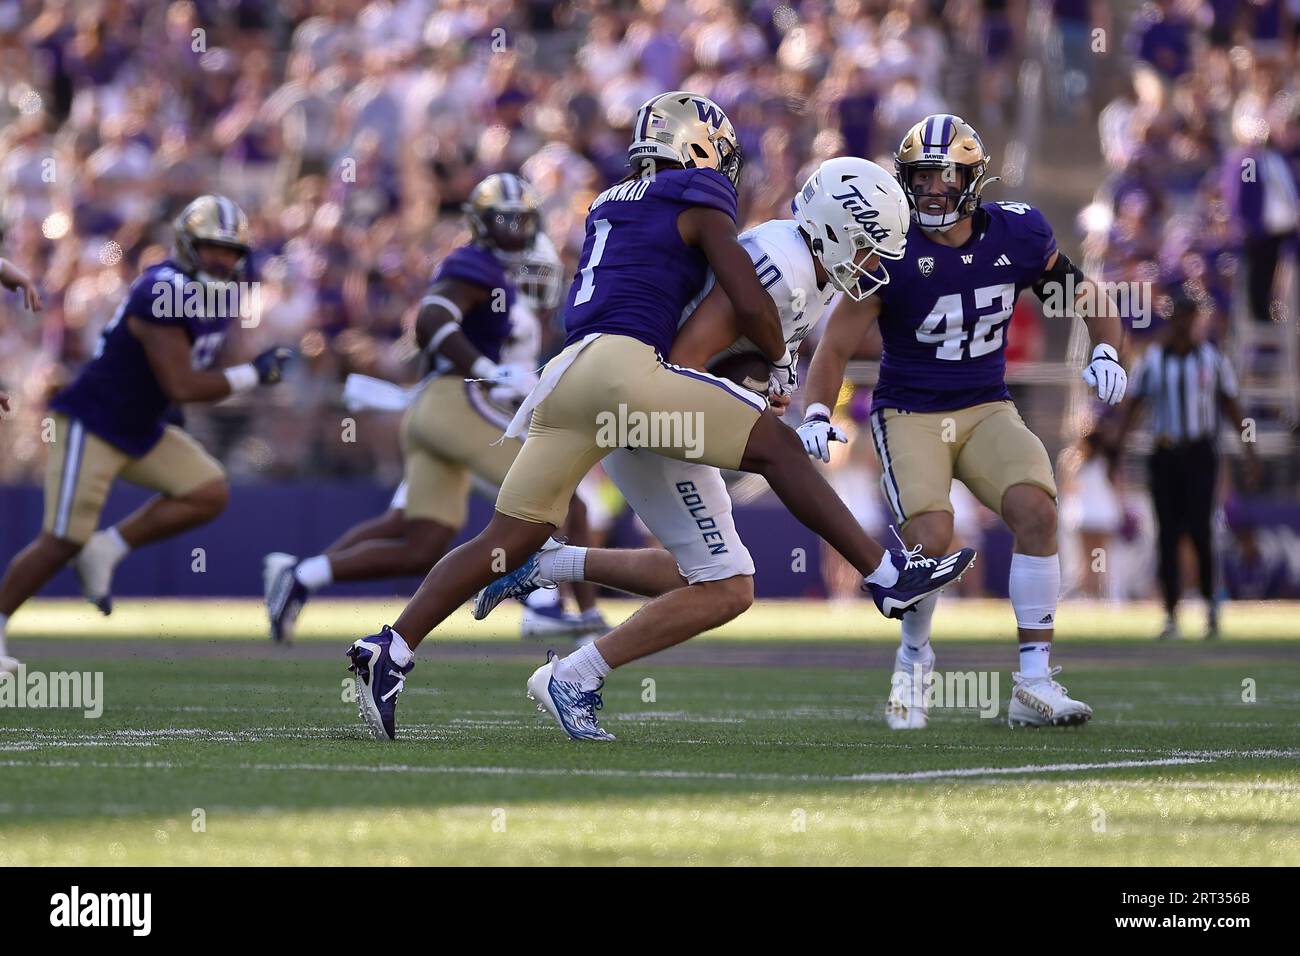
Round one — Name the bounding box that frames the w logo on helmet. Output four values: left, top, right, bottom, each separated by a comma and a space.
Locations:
693, 99, 724, 128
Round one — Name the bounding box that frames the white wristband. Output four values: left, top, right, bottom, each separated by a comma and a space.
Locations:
223, 363, 259, 393
469, 356, 499, 380
804, 402, 831, 422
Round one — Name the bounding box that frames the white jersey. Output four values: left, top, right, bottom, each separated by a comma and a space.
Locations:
716, 218, 843, 361
607, 219, 841, 585
499, 299, 543, 369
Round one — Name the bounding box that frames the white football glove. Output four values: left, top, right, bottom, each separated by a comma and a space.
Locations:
797, 405, 847, 463
483, 363, 538, 408
768, 350, 798, 401
1082, 343, 1127, 405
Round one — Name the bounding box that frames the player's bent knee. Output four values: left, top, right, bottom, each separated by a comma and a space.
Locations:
903, 512, 955, 555
702, 574, 754, 624
186, 479, 230, 520
1004, 485, 1057, 546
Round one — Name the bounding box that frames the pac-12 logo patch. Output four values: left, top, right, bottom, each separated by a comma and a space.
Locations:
917, 256, 935, 277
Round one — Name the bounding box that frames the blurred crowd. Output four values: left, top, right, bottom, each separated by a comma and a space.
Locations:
2, 0, 1299, 601
0, 0, 984, 485
1072, 0, 1300, 600
1087, 0, 1300, 341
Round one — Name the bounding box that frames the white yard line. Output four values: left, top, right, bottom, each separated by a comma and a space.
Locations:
0, 755, 1216, 784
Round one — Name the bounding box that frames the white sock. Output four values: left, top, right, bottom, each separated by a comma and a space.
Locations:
102, 526, 130, 564
537, 545, 587, 584
386, 628, 414, 666
898, 593, 938, 663
294, 555, 333, 591
865, 551, 899, 588
554, 641, 610, 690
1009, 552, 1060, 631
1018, 641, 1051, 678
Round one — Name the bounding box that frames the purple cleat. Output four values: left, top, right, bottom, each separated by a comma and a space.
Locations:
346, 626, 414, 741
864, 545, 977, 619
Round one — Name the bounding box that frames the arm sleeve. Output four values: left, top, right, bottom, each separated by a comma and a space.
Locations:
1020, 205, 1059, 275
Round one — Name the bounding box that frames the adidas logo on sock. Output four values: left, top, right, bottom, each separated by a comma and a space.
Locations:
1038, 613, 1054, 625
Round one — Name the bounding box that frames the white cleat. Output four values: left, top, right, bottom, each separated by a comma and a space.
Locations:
885, 648, 933, 730
73, 530, 122, 615
1007, 666, 1093, 728
263, 552, 297, 602
525, 651, 616, 741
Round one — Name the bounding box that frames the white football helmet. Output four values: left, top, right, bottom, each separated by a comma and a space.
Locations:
792, 157, 909, 301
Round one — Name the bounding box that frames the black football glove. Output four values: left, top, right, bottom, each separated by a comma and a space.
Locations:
253, 346, 294, 385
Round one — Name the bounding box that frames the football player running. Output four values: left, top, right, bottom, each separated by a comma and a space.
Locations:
473, 157, 926, 738
263, 176, 602, 642
343, 92, 976, 743
0, 196, 293, 672
800, 114, 1126, 729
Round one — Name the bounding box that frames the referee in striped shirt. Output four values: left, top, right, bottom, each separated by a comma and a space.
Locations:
1116, 297, 1259, 640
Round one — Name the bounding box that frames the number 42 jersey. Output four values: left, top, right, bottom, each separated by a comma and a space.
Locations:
873, 201, 1056, 414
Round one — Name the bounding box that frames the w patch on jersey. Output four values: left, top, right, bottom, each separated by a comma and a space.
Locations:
918, 256, 935, 277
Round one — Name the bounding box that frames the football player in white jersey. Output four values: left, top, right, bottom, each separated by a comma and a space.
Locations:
471, 157, 916, 738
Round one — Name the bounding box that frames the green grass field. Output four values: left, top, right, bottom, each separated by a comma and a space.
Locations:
2, 599, 1298, 865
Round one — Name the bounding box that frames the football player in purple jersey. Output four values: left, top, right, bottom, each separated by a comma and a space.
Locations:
0, 196, 293, 673
800, 114, 1128, 729
262, 174, 602, 644
343, 93, 975, 743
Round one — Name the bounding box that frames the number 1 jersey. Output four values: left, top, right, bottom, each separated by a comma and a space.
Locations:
873, 201, 1056, 413
561, 167, 738, 359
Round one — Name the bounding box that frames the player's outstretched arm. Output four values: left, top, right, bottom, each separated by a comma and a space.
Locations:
414, 278, 490, 375
797, 296, 879, 462
1034, 250, 1127, 405
128, 317, 291, 402
804, 295, 879, 413
0, 256, 43, 312
680, 207, 786, 364
415, 277, 531, 401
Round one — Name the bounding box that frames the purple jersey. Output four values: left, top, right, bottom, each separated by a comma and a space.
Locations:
50, 260, 234, 457
431, 244, 516, 364
873, 202, 1057, 413
562, 167, 738, 357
